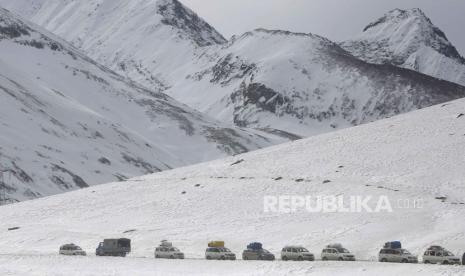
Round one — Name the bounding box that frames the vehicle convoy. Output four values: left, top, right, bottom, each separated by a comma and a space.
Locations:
321, 244, 355, 261
205, 241, 236, 260
96, 238, 131, 257
155, 240, 185, 259
59, 244, 86, 256
423, 245, 461, 265
378, 241, 418, 263
242, 242, 275, 261
281, 246, 314, 261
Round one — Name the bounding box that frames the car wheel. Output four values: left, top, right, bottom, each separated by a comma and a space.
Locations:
424, 260, 430, 264
322, 257, 328, 261
401, 259, 408, 263
220, 256, 226, 260
380, 258, 387, 262
243, 256, 248, 260
206, 256, 212, 260
298, 256, 303, 261
170, 255, 175, 259
282, 256, 288, 261
443, 261, 449, 265
338, 257, 344, 261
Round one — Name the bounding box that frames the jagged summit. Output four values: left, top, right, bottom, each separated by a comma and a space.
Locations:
156, 0, 226, 46
360, 8, 464, 63
341, 8, 465, 86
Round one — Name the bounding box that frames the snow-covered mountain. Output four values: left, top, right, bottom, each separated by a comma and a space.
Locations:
341, 8, 465, 86
171, 28, 465, 136
0, 96, 464, 275
0, 0, 227, 91
0, 7, 285, 202
2, 1, 465, 137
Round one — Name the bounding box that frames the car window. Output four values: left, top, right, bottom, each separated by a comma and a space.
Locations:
300, 248, 309, 252
437, 252, 443, 257
292, 248, 297, 253
444, 251, 453, 256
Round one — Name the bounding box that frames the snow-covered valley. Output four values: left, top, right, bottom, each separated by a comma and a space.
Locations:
0, 97, 464, 275
0, 1, 464, 275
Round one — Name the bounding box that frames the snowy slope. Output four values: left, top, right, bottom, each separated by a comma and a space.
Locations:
0, 96, 464, 275
0, 8, 286, 202
2, 1, 465, 137
341, 8, 465, 87
0, 255, 463, 276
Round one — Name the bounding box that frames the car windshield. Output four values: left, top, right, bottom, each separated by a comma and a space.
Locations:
171, 248, 180, 252
401, 249, 411, 255
298, 248, 309, 252
261, 249, 270, 253
444, 251, 454, 256
337, 248, 350, 253
221, 248, 231, 252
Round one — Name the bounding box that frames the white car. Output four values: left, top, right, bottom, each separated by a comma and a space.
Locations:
155, 246, 185, 259
59, 244, 86, 256
281, 246, 314, 261
423, 247, 461, 265
379, 248, 418, 263
321, 246, 355, 261
205, 247, 236, 260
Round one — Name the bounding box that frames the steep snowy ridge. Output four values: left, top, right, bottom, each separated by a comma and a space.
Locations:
170, 28, 465, 136
0, 8, 285, 202
0, 0, 226, 91
341, 8, 465, 86
0, 96, 464, 275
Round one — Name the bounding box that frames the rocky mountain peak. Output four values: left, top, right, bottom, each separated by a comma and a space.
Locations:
156, 0, 227, 46
358, 8, 464, 64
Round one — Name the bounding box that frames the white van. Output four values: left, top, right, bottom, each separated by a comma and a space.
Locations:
321, 245, 355, 261
379, 248, 418, 263
205, 247, 236, 260
59, 244, 86, 256
281, 246, 314, 261
423, 246, 460, 265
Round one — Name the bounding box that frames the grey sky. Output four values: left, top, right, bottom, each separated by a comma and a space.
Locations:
181, 0, 465, 56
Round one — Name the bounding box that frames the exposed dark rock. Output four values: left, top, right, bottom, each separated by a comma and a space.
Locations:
122, 153, 160, 174
231, 159, 244, 166
157, 0, 226, 46
51, 164, 89, 188
98, 157, 111, 165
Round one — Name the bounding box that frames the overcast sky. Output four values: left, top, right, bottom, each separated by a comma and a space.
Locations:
181, 0, 465, 56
